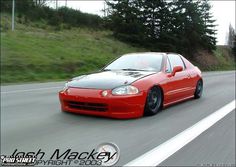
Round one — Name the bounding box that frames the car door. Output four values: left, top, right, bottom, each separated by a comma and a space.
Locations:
163, 54, 192, 104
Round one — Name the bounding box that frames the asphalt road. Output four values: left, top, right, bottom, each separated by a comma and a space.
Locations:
1, 71, 235, 166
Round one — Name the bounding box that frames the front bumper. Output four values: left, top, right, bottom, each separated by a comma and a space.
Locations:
59, 87, 146, 119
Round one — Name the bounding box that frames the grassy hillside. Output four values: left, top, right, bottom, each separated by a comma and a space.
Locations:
191, 46, 235, 71
1, 13, 146, 83
1, 13, 235, 83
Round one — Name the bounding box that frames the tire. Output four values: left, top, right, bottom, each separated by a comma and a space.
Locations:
144, 86, 163, 116
194, 80, 203, 99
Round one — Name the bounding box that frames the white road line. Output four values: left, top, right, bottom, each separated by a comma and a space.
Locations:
125, 100, 236, 167
1, 87, 62, 94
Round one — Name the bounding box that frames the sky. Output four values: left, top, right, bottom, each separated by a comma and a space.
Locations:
50, 0, 235, 45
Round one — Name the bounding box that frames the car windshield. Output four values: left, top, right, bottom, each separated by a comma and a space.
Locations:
104, 53, 163, 71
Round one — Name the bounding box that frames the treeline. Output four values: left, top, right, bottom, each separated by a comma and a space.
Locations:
227, 24, 236, 57
1, 0, 222, 57
106, 0, 217, 56
1, 0, 102, 28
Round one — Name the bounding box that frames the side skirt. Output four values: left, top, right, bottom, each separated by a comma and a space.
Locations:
163, 95, 194, 108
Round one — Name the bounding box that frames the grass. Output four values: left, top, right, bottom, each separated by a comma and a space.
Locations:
1, 13, 235, 83
212, 46, 235, 70
1, 13, 146, 83
190, 46, 235, 71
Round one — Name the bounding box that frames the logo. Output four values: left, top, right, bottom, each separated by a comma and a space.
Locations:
1, 142, 120, 166
1, 155, 36, 166
96, 142, 120, 166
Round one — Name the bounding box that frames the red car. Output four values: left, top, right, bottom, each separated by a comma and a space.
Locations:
59, 52, 203, 119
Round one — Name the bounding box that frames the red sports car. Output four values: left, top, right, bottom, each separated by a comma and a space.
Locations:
59, 52, 203, 119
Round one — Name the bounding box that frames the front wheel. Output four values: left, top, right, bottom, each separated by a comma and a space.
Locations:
194, 80, 203, 99
144, 86, 163, 116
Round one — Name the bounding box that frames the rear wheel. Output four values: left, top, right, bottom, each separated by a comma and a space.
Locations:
194, 80, 203, 99
144, 86, 162, 116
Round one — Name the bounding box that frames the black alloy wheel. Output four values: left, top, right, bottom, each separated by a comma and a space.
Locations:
194, 80, 203, 99
144, 86, 162, 116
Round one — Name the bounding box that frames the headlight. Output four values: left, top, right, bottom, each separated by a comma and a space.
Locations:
63, 82, 69, 91
112, 85, 139, 95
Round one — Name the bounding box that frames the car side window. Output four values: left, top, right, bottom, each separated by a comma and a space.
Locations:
166, 57, 172, 73
167, 54, 186, 70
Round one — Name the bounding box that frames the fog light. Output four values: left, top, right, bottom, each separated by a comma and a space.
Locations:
102, 90, 108, 97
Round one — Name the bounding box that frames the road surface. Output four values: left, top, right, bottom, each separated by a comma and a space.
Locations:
1, 71, 235, 166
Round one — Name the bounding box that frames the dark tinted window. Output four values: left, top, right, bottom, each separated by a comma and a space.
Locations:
167, 54, 185, 70
105, 53, 163, 71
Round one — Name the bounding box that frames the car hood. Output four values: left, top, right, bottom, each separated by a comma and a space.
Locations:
67, 71, 156, 89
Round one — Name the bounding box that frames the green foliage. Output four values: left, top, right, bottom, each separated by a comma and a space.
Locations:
233, 35, 236, 58
106, 0, 217, 56
56, 7, 102, 28
0, 17, 146, 83
1, 0, 35, 13
198, 0, 217, 51
1, 0, 102, 29
105, 0, 145, 44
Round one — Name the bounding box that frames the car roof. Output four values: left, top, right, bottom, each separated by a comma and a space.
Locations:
123, 52, 180, 56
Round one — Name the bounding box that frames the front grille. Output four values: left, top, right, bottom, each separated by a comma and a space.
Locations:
66, 101, 108, 112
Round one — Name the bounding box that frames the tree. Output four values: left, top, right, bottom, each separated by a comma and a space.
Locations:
227, 24, 235, 48
106, 0, 217, 55
106, 0, 171, 48
0, 0, 34, 13
198, 0, 217, 50
140, 0, 171, 50
106, 0, 146, 44
169, 0, 205, 54
233, 35, 236, 57
33, 0, 48, 7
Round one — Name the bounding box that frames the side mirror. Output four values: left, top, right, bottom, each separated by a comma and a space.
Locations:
171, 66, 183, 76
